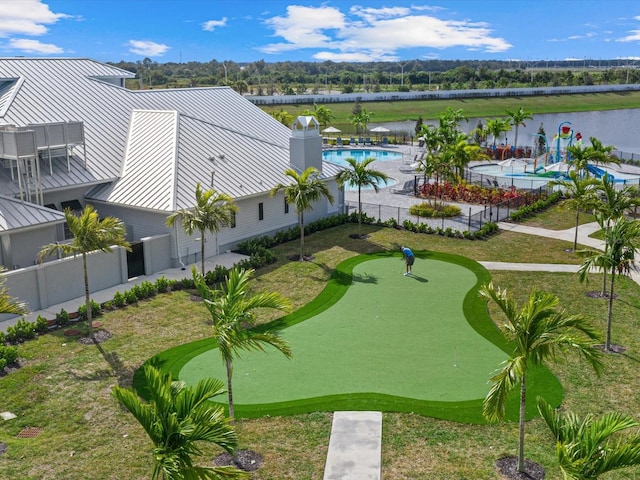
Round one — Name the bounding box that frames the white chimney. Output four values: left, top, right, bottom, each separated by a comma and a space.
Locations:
289, 115, 322, 172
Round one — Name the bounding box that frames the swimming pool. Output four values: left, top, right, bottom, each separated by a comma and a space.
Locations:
323, 149, 401, 190
470, 163, 640, 189
322, 149, 404, 166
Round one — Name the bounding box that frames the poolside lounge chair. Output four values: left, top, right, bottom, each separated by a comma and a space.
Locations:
358, 137, 364, 146
381, 137, 388, 146
350, 137, 356, 146
336, 137, 343, 147
322, 137, 329, 147
492, 179, 499, 188
364, 137, 371, 146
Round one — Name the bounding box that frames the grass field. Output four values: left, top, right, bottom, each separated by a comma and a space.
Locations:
1, 214, 639, 479
259, 90, 640, 133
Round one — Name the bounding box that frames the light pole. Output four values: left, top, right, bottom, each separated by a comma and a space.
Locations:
397, 61, 411, 86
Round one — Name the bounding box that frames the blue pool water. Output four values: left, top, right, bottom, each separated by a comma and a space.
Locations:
322, 149, 403, 166
322, 149, 401, 190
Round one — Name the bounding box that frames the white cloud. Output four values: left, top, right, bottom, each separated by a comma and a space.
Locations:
0, 0, 71, 37
127, 40, 170, 57
202, 17, 227, 32
259, 5, 511, 60
8, 38, 63, 54
617, 29, 640, 42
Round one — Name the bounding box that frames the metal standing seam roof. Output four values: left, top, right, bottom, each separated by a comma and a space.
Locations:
0, 195, 65, 232
87, 110, 342, 211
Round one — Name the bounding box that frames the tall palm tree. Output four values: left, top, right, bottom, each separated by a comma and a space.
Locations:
270, 167, 334, 261
349, 108, 372, 135
336, 157, 389, 238
538, 397, 640, 480
38, 206, 130, 340
304, 103, 334, 128
588, 136, 619, 170
0, 267, 27, 316
578, 217, 640, 351
166, 183, 238, 275
480, 283, 603, 474
505, 107, 533, 150
112, 364, 248, 480
192, 266, 292, 422
550, 171, 600, 252
567, 138, 618, 177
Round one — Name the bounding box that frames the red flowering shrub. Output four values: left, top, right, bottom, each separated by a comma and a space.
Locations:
419, 182, 522, 205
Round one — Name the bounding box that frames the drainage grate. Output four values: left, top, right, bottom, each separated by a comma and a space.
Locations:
16, 427, 43, 438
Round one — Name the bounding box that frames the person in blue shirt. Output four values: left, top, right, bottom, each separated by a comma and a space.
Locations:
401, 246, 414, 276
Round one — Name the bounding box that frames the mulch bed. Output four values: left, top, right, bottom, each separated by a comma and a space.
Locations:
77, 330, 112, 345
496, 456, 545, 479
287, 254, 315, 261
213, 450, 263, 471
585, 290, 617, 299
596, 343, 627, 354
349, 233, 370, 239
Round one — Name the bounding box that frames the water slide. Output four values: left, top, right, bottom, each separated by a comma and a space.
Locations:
587, 164, 613, 180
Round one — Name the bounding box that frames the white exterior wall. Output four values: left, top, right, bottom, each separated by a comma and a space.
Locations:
7, 225, 58, 270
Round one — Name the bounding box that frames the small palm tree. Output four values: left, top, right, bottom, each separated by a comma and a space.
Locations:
192, 266, 292, 422
443, 136, 488, 181
480, 283, 603, 474
485, 117, 511, 148
38, 206, 130, 340
550, 171, 600, 252
505, 107, 533, 149
112, 364, 248, 480
166, 183, 238, 275
538, 397, 640, 479
270, 167, 334, 261
578, 217, 640, 351
336, 157, 389, 238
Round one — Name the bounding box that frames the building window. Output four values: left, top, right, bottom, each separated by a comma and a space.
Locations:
258, 202, 264, 221
284, 198, 289, 214
230, 211, 236, 228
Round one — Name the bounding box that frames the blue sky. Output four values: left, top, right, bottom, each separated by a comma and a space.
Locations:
2, 1, 640, 63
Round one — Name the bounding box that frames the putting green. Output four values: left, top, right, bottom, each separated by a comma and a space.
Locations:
138, 252, 562, 424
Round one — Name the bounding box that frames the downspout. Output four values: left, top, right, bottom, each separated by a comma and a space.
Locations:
174, 223, 187, 270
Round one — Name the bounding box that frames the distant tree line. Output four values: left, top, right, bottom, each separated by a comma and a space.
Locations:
108, 58, 640, 95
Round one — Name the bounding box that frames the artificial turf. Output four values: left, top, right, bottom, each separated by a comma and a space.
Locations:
136, 251, 562, 424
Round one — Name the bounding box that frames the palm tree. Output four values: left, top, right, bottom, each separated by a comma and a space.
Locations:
304, 103, 334, 128
567, 138, 618, 177
485, 117, 511, 148
166, 183, 238, 275
112, 364, 248, 480
349, 108, 372, 135
443, 136, 488, 181
505, 107, 533, 150
192, 266, 292, 422
592, 176, 639, 294
270, 167, 334, 261
336, 157, 389, 238
538, 397, 640, 479
588, 136, 619, 170
550, 171, 600, 252
38, 206, 130, 340
0, 267, 27, 316
480, 283, 603, 474
578, 217, 640, 351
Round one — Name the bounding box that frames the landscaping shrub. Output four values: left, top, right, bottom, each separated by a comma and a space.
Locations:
113, 291, 126, 308
0, 345, 19, 365
0, 331, 5, 345
124, 289, 138, 304
154, 276, 175, 293
78, 300, 101, 321
509, 191, 562, 222
6, 318, 36, 343
409, 202, 462, 218
139, 281, 157, 298
56, 308, 70, 327
36, 315, 49, 334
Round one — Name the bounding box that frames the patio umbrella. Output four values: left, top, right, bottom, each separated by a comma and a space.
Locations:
370, 126, 390, 133
322, 126, 341, 134
543, 162, 570, 173
498, 157, 528, 173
